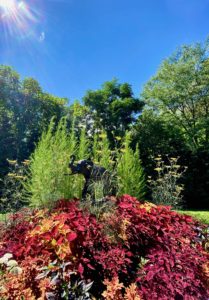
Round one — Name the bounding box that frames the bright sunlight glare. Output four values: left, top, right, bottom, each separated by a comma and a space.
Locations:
0, 0, 16, 12
0, 0, 39, 39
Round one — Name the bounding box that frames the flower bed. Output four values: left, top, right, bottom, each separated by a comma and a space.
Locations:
0, 195, 208, 299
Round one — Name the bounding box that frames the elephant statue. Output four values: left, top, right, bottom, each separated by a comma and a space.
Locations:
68, 155, 116, 202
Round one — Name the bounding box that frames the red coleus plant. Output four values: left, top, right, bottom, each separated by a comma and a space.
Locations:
115, 195, 209, 299
0, 195, 208, 299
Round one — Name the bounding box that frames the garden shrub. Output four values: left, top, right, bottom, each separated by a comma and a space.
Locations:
87, 131, 116, 201
148, 155, 186, 208
24, 117, 78, 207
0, 159, 28, 213
0, 195, 208, 299
117, 132, 145, 199
24, 118, 145, 207
74, 127, 90, 199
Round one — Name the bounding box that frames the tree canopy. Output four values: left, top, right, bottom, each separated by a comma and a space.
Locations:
0, 65, 68, 175
83, 79, 144, 143
141, 39, 209, 152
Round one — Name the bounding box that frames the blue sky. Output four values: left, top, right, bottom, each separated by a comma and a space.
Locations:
0, 0, 209, 104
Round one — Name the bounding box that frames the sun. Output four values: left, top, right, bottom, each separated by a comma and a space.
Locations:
0, 0, 39, 39
0, 0, 16, 12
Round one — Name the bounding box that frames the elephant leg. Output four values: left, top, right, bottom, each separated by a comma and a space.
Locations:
111, 183, 117, 196
82, 180, 89, 200
82, 179, 94, 202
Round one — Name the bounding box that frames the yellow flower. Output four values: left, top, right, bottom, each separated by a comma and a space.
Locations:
51, 239, 57, 247
115, 136, 122, 141
154, 167, 162, 172
108, 160, 115, 164
8, 173, 16, 177
7, 159, 17, 165
14, 175, 26, 180
176, 186, 183, 191
23, 159, 30, 165
99, 133, 107, 139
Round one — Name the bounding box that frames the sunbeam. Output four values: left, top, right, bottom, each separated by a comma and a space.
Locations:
0, 0, 16, 12
0, 0, 39, 38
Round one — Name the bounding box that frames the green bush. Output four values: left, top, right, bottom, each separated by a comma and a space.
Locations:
148, 155, 186, 208
89, 131, 116, 201
24, 118, 77, 208
24, 120, 145, 208
74, 128, 90, 199
0, 160, 28, 213
117, 132, 145, 199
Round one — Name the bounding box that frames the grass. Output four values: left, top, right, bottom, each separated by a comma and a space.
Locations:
0, 213, 9, 222
1, 210, 208, 225
177, 210, 209, 225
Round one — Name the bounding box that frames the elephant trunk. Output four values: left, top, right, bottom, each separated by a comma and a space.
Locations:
69, 154, 76, 165
69, 155, 78, 174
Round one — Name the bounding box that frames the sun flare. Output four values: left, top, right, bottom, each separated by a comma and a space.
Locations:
0, 0, 39, 39
0, 0, 16, 12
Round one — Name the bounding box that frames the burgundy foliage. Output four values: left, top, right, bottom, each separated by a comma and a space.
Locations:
0, 195, 208, 299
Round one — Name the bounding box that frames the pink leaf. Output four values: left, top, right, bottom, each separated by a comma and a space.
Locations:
67, 232, 77, 242
78, 263, 84, 275
118, 202, 132, 209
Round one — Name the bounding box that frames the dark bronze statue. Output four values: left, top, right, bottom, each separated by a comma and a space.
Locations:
67, 155, 116, 201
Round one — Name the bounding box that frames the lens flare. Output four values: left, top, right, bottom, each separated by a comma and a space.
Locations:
0, 0, 39, 38
0, 0, 16, 11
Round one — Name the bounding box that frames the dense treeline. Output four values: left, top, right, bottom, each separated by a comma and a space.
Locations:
137, 39, 209, 209
0, 39, 209, 209
0, 66, 68, 174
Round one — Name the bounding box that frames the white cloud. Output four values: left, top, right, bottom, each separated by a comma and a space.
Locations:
39, 31, 45, 42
